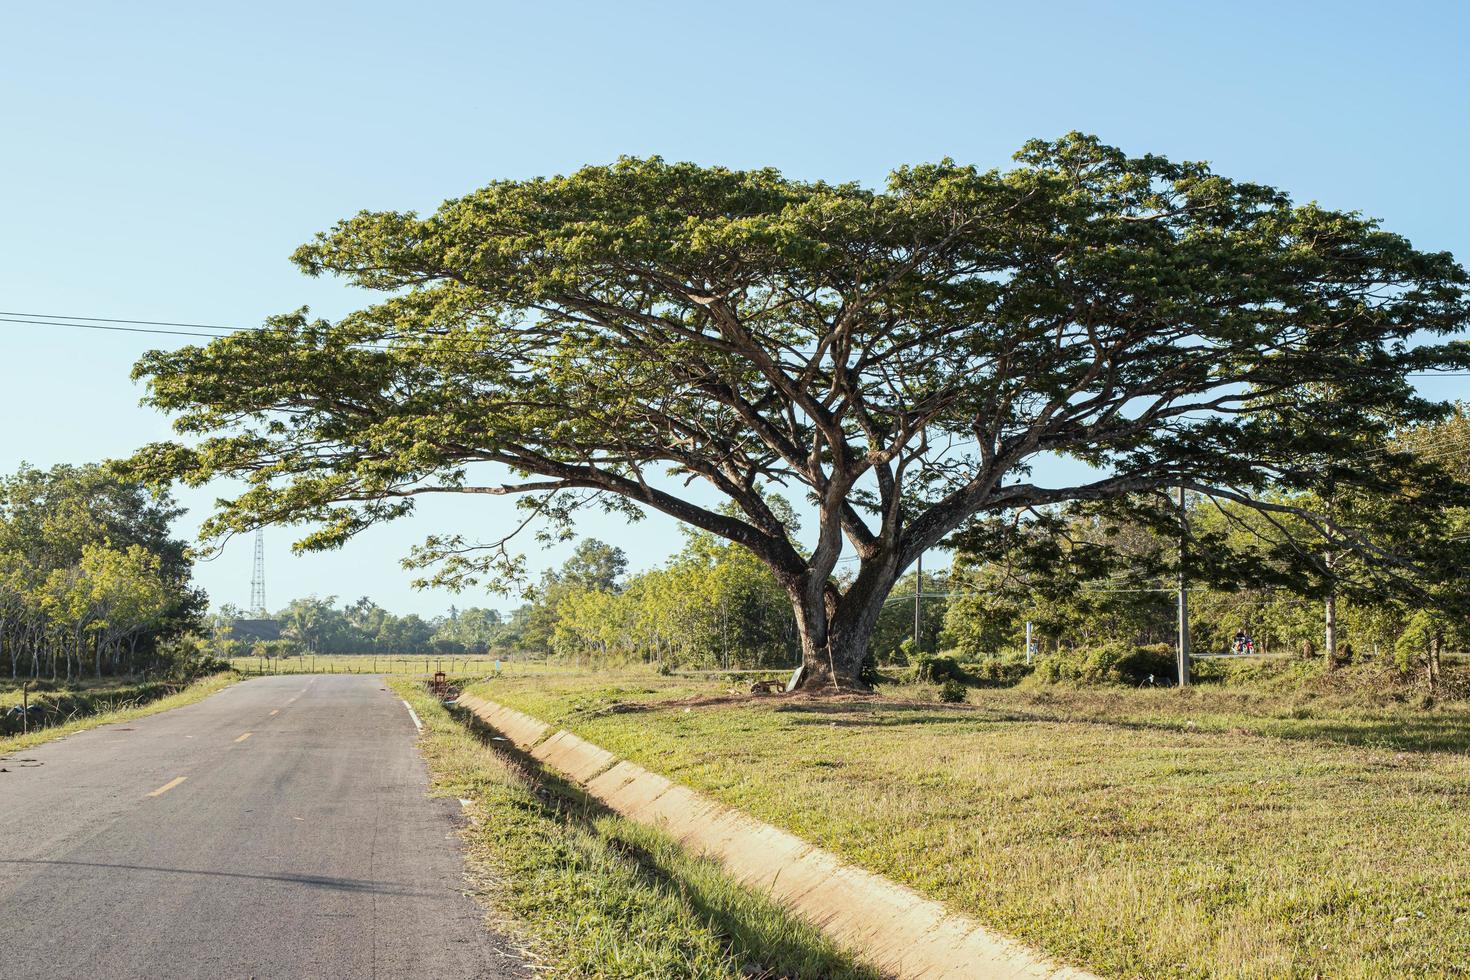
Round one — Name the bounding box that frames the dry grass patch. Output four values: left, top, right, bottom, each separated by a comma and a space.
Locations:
473, 670, 1470, 979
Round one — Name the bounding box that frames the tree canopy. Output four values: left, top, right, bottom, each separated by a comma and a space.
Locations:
127, 134, 1470, 687
0, 463, 203, 680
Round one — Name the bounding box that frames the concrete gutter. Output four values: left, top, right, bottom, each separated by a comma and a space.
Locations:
456, 693, 1097, 980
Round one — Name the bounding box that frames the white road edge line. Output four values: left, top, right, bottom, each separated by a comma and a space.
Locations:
402, 700, 423, 732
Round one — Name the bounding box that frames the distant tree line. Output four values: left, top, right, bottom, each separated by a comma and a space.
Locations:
484, 533, 797, 670
213, 596, 509, 656
0, 463, 204, 680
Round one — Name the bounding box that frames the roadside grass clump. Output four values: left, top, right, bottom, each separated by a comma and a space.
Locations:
0, 671, 237, 754
393, 680, 877, 980
937, 678, 967, 703
475, 668, 1470, 979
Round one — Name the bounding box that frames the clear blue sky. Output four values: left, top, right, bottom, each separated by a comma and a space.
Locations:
3, 0, 1467, 617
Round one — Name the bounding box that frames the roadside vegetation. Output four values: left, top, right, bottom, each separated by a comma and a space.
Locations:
0, 462, 205, 682
0, 670, 236, 754
394, 679, 877, 980
470, 666, 1470, 979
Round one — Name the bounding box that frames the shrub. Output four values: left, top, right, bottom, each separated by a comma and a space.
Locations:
1112, 643, 1177, 685
938, 678, 967, 703
966, 655, 1032, 687
908, 652, 967, 684
1036, 658, 1063, 684
1035, 642, 1179, 686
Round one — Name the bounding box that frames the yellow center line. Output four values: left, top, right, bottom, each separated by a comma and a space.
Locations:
235, 731, 253, 743
147, 776, 187, 798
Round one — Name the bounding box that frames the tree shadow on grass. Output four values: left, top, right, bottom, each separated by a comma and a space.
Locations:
1233, 715, 1470, 755
450, 705, 882, 980
772, 699, 1035, 729
767, 693, 1470, 756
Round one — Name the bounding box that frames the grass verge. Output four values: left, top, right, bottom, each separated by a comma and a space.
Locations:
0, 671, 239, 754
474, 669, 1470, 979
392, 678, 878, 980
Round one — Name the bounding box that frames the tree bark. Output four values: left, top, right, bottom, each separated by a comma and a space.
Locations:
789, 561, 899, 692
1323, 591, 1339, 670
1428, 630, 1443, 693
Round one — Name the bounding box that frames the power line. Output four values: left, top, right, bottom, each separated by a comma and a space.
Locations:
1, 310, 246, 332
4, 309, 1470, 376
0, 315, 233, 341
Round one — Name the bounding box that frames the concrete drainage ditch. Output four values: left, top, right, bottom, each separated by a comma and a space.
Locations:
455, 693, 1095, 980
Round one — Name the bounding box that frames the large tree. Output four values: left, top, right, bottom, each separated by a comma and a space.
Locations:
126, 135, 1469, 688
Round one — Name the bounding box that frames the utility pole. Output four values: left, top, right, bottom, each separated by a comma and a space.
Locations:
1176, 485, 1191, 687
913, 551, 923, 650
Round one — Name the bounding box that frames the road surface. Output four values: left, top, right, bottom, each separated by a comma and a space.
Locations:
0, 674, 527, 979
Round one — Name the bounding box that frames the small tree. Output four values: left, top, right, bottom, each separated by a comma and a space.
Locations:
127, 137, 1470, 689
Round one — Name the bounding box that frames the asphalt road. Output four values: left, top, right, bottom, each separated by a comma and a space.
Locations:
0, 675, 528, 980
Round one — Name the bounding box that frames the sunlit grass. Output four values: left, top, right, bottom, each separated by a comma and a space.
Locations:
393, 679, 877, 979
473, 668, 1470, 979
227, 654, 560, 677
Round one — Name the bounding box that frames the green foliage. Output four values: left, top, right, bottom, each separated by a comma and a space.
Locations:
152, 632, 231, 681
124, 139, 1470, 685
1035, 642, 1178, 686
537, 532, 797, 670
869, 571, 947, 663
0, 462, 202, 680
966, 655, 1033, 688
937, 678, 967, 703
907, 652, 966, 684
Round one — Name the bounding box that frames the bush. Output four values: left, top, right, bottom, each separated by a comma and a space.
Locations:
1036, 642, 1179, 686
154, 633, 233, 681
966, 655, 1032, 687
907, 651, 967, 684
1036, 657, 1063, 684
1112, 643, 1177, 684
938, 678, 967, 703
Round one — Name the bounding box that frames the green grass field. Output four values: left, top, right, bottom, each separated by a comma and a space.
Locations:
227, 654, 548, 677
465, 667, 1470, 979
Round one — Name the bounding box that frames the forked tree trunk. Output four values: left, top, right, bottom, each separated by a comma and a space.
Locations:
788, 563, 899, 692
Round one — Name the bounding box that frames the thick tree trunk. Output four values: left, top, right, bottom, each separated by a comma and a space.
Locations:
795, 625, 874, 690
788, 563, 898, 692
